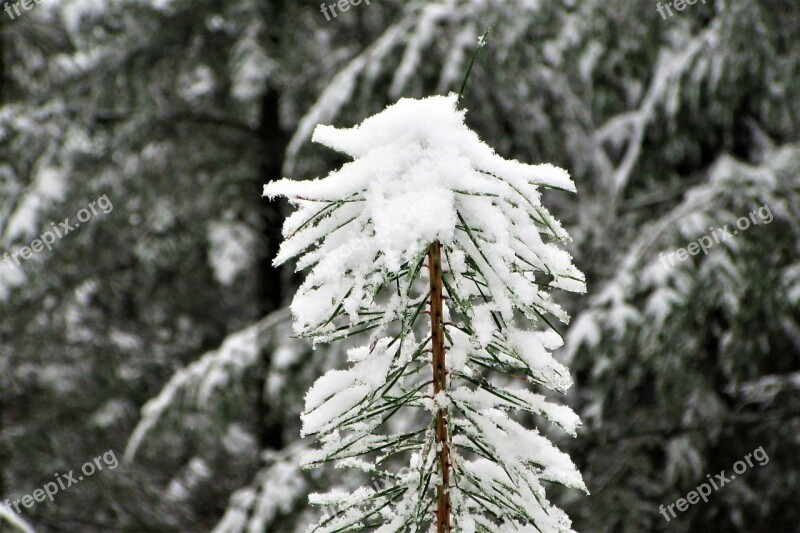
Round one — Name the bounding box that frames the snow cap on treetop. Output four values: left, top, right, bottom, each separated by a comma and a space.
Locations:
311, 93, 468, 158
263, 94, 585, 333
265, 94, 576, 203
263, 94, 577, 269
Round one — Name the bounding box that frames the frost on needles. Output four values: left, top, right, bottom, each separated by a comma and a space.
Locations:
264, 94, 587, 533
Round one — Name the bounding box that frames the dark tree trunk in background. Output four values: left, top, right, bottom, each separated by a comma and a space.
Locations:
257, 0, 287, 317
255, 86, 288, 451
257, 86, 288, 317
254, 0, 289, 451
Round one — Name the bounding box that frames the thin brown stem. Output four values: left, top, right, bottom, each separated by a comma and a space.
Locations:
428, 241, 451, 532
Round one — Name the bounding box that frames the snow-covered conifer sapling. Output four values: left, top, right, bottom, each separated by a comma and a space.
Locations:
264, 94, 587, 532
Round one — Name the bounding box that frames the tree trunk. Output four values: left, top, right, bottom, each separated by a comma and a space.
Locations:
253, 0, 290, 451
428, 242, 451, 532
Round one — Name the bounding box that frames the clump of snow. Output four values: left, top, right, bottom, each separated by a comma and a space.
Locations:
179, 65, 215, 101
207, 221, 256, 286
222, 423, 258, 455
60, 0, 110, 39
91, 399, 129, 429
6, 166, 67, 242
471, 303, 498, 347
231, 20, 275, 103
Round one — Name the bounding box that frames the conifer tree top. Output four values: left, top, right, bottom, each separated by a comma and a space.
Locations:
265, 94, 584, 340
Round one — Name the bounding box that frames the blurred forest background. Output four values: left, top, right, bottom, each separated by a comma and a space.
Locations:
2, 0, 800, 531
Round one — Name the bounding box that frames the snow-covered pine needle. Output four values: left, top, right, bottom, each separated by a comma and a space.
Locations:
265, 94, 587, 532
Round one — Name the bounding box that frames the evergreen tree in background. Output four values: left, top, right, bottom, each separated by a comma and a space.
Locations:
264, 94, 587, 532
